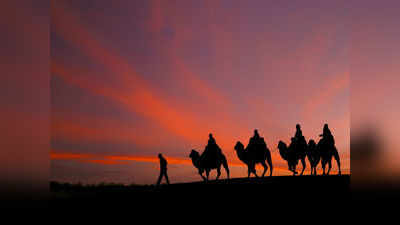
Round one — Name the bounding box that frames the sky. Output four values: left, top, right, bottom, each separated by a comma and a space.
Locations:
51, 0, 350, 184
350, 0, 400, 180
0, 0, 49, 193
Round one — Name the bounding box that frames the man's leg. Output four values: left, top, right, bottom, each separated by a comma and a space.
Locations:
164, 170, 170, 185
156, 171, 163, 185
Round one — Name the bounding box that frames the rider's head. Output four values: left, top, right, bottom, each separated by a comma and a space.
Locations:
324, 124, 329, 129
254, 129, 258, 135
158, 153, 162, 158
296, 124, 301, 129
209, 133, 213, 138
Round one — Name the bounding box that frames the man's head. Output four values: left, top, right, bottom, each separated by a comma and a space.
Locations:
158, 153, 162, 158
254, 129, 259, 135
324, 124, 329, 129
296, 124, 301, 129
209, 133, 213, 138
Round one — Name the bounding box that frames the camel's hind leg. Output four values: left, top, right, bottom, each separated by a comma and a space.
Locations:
333, 149, 341, 175
205, 169, 210, 181
327, 159, 332, 175
322, 160, 326, 175
216, 166, 221, 180
261, 161, 268, 177
221, 155, 230, 179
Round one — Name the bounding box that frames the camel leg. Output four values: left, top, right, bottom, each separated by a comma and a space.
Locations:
247, 166, 251, 178
300, 158, 306, 176
267, 154, 273, 177
261, 161, 268, 177
292, 165, 296, 176
253, 167, 259, 178
310, 165, 313, 175
205, 169, 210, 181
221, 155, 230, 179
288, 163, 295, 176
322, 161, 326, 175
216, 166, 221, 180
333, 150, 341, 175
327, 159, 332, 175
199, 169, 206, 181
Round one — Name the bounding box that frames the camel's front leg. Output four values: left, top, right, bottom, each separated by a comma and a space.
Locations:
250, 164, 258, 178
292, 163, 298, 176
287, 162, 294, 175
205, 169, 210, 181
247, 166, 251, 178
199, 169, 206, 181
253, 169, 259, 178
333, 150, 341, 175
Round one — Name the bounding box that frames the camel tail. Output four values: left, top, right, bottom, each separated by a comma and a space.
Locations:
221, 155, 230, 179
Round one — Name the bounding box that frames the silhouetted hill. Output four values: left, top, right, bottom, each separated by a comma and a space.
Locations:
51, 175, 350, 211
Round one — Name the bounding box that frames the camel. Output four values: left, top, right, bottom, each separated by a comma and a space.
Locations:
277, 137, 307, 176
234, 138, 273, 178
189, 149, 230, 181
306, 139, 320, 175
317, 138, 341, 175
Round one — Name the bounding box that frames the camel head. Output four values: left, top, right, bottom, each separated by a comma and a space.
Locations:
308, 139, 316, 148
234, 141, 244, 152
189, 149, 201, 169
277, 140, 289, 161
277, 140, 287, 151
189, 149, 200, 160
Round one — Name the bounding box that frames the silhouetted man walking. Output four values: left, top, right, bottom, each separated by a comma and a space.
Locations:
156, 153, 169, 185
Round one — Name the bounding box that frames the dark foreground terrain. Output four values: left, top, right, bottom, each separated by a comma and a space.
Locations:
51, 175, 350, 211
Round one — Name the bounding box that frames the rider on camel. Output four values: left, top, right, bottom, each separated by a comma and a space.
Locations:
319, 124, 335, 146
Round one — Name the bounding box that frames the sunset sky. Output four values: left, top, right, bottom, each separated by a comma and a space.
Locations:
51, 0, 350, 184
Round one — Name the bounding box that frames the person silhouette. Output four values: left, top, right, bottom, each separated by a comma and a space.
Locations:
254, 129, 260, 139
208, 133, 216, 145
156, 153, 169, 186
295, 124, 303, 140
320, 124, 335, 145
205, 133, 221, 161
249, 129, 261, 146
